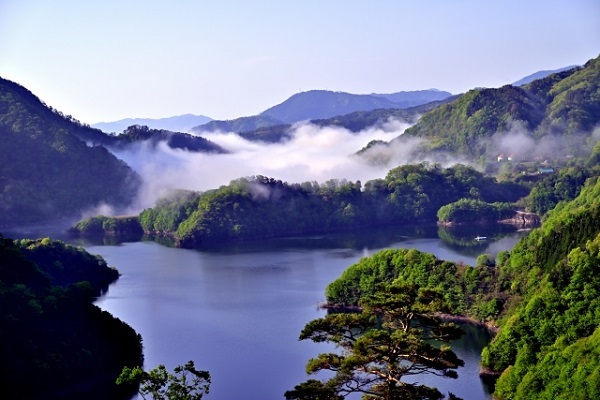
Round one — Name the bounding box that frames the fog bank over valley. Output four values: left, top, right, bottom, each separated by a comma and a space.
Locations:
112, 119, 420, 212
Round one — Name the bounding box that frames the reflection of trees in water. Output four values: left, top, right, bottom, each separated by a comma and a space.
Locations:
438, 224, 518, 256
155, 224, 442, 254
76, 223, 520, 258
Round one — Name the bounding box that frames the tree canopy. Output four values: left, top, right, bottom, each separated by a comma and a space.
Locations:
131, 163, 528, 248
117, 361, 211, 400
0, 235, 143, 399
287, 283, 464, 400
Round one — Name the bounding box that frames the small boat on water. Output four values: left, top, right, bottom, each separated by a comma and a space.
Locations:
474, 236, 487, 241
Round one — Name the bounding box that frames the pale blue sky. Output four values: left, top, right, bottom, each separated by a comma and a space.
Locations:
1, 0, 598, 124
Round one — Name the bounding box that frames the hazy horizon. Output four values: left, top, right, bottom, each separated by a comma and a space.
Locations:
1, 1, 598, 124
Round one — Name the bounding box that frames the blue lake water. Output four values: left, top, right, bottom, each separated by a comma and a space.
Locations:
80, 225, 523, 399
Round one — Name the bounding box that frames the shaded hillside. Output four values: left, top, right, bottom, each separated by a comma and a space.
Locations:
394, 55, 599, 160
131, 163, 528, 248
311, 96, 458, 132
0, 236, 142, 399
92, 113, 212, 133
199, 97, 456, 144
260, 89, 452, 124
110, 125, 227, 153
192, 114, 284, 134
0, 77, 140, 226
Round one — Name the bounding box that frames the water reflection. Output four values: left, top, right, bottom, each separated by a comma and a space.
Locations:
69, 222, 527, 256
3, 222, 529, 399
437, 224, 531, 257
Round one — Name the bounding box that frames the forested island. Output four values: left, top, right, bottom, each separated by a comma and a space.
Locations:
71, 163, 532, 247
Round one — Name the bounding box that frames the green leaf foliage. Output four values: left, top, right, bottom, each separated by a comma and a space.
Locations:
117, 361, 211, 400
70, 215, 143, 238
479, 177, 600, 399
0, 76, 141, 226
290, 283, 464, 400
137, 163, 528, 248
323, 247, 501, 322
437, 198, 514, 224
0, 235, 143, 399
398, 55, 600, 160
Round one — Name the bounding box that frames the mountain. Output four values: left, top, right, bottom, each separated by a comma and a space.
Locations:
390, 55, 600, 160
192, 114, 284, 134
260, 89, 452, 124
92, 113, 212, 133
511, 65, 579, 86
104, 125, 227, 154
193, 95, 457, 144
0, 77, 141, 226
371, 89, 454, 107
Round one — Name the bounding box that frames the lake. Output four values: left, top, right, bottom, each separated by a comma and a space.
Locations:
78, 224, 523, 400
5, 223, 524, 399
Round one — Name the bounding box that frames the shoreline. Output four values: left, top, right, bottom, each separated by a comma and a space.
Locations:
318, 302, 499, 334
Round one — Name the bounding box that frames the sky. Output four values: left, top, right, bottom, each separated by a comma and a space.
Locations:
0, 0, 599, 125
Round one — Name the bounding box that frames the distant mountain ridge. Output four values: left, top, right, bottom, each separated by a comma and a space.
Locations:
192, 89, 452, 134
512, 65, 579, 86
260, 89, 453, 124
193, 115, 284, 135
92, 113, 212, 133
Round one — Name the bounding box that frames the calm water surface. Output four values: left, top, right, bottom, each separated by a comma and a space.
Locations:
83, 226, 525, 400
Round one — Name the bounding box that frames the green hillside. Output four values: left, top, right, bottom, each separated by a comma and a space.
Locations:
0, 236, 143, 399
396, 56, 599, 160
0, 77, 142, 226
318, 166, 600, 399
121, 163, 528, 248
480, 175, 600, 398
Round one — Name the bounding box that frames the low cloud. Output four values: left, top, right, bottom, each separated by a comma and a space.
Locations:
110, 119, 417, 212
489, 120, 595, 161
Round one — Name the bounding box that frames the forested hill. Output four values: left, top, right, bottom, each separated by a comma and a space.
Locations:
118, 163, 528, 248
316, 151, 600, 399
0, 77, 140, 226
480, 174, 600, 399
0, 236, 143, 399
0, 77, 227, 226
395, 55, 600, 160
109, 124, 227, 153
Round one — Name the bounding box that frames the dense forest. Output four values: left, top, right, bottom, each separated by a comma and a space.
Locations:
0, 77, 223, 226
306, 171, 600, 399
71, 163, 530, 247
0, 78, 140, 225
0, 236, 143, 399
391, 55, 600, 161
3, 52, 600, 399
